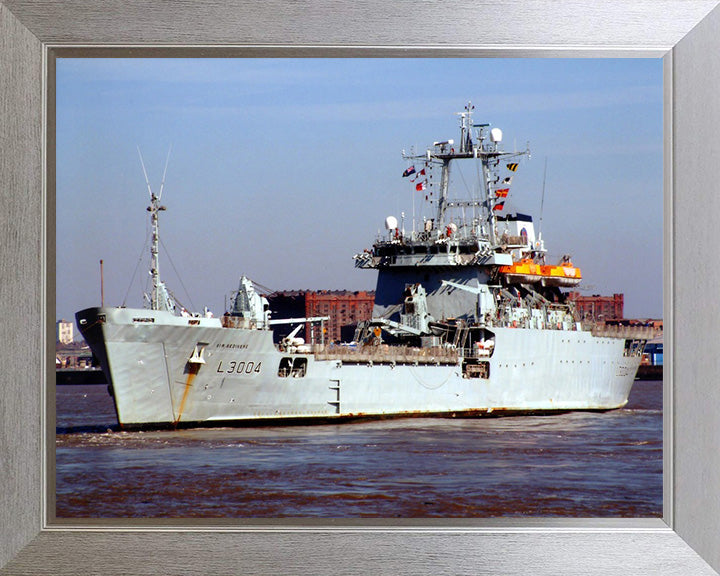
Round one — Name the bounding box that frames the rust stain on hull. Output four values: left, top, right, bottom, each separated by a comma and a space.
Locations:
174, 366, 199, 426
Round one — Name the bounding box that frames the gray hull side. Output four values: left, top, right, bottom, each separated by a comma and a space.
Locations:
78, 307, 640, 428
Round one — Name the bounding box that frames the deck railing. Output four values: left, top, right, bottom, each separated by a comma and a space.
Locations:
588, 324, 658, 339
312, 344, 459, 365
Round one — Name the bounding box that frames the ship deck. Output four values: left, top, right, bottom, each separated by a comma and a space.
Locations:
311, 344, 460, 365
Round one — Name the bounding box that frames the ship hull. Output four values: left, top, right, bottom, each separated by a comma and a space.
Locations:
77, 306, 641, 429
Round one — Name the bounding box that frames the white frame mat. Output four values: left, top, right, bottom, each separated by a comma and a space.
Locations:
1, 1, 720, 574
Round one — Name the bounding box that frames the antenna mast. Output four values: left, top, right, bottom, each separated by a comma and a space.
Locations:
158, 145, 172, 201
401, 102, 528, 248
137, 147, 168, 311
539, 157, 547, 238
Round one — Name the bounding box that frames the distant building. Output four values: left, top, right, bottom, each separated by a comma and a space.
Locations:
267, 290, 375, 343
305, 290, 375, 342
56, 319, 74, 344
567, 292, 624, 322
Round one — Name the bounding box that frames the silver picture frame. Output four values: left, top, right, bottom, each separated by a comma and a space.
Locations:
2, 1, 720, 574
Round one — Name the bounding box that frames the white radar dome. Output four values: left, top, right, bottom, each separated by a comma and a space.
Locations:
385, 216, 398, 230
490, 128, 503, 143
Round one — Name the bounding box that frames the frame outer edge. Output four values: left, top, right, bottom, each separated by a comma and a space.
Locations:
1, 0, 719, 47
2, 0, 720, 574
0, 2, 43, 570
671, 3, 720, 571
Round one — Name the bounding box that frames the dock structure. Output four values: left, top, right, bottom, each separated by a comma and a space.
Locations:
589, 324, 658, 339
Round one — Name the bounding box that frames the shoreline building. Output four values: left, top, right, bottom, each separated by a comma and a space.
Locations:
56, 319, 74, 345
567, 292, 624, 322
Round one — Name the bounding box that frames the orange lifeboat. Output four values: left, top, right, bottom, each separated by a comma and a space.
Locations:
499, 259, 582, 287
498, 259, 543, 284
539, 263, 582, 287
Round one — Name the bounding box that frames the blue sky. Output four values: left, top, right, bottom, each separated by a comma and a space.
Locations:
56, 58, 663, 322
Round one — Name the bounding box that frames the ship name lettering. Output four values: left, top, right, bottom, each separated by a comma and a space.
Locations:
216, 360, 262, 375
215, 343, 249, 349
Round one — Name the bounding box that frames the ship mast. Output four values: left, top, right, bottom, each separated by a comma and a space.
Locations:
418, 103, 494, 237
404, 102, 528, 247
148, 190, 166, 310
436, 157, 452, 228
138, 147, 173, 312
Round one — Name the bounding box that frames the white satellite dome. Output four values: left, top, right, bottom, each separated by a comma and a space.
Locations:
385, 216, 398, 230
490, 127, 503, 143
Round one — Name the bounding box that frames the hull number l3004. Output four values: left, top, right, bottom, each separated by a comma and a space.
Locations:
217, 360, 262, 375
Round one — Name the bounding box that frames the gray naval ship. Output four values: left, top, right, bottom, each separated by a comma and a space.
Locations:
76, 103, 646, 429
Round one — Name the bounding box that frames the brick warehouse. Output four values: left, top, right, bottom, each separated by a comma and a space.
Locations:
267, 290, 375, 343
567, 292, 624, 322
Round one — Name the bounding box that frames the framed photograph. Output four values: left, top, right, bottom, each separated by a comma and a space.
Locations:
2, 1, 720, 574
52, 57, 664, 521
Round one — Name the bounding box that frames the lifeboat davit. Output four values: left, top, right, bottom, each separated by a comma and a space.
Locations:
499, 259, 582, 287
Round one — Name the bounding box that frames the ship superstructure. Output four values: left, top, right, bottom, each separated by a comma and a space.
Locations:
76, 104, 646, 429
353, 103, 583, 349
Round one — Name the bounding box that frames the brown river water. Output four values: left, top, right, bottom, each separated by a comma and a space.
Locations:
55, 380, 662, 518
